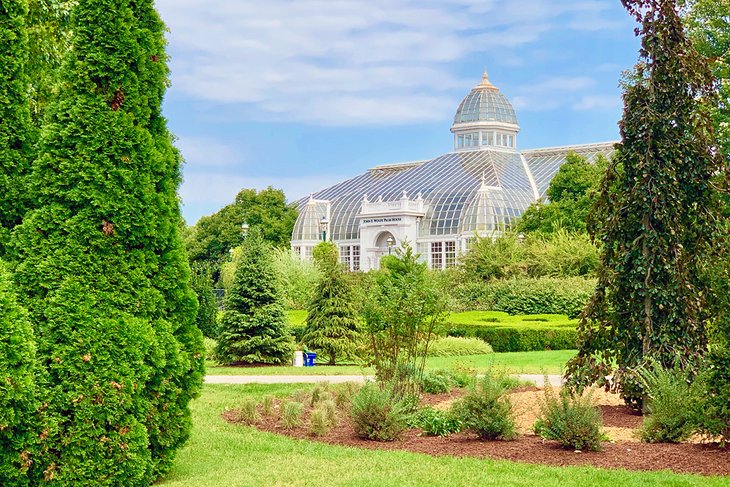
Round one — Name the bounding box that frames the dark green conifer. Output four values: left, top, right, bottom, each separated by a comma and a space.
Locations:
0, 0, 32, 255
216, 234, 293, 364
0, 262, 37, 486
303, 242, 361, 365
11, 0, 202, 483
191, 263, 219, 339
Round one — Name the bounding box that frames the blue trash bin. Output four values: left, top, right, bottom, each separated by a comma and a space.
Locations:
305, 352, 317, 367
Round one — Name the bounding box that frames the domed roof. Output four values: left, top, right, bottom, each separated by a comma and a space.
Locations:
453, 71, 518, 125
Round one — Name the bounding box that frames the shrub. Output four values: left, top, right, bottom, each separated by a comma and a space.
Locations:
635, 363, 699, 443
203, 337, 217, 360
533, 387, 603, 451
281, 402, 304, 429
412, 407, 463, 437
191, 263, 219, 338
271, 247, 319, 309
419, 370, 453, 394
238, 399, 261, 425
453, 372, 517, 440
350, 384, 409, 441
334, 381, 362, 409
427, 336, 493, 357
261, 395, 274, 416
309, 407, 331, 437
696, 348, 730, 442
445, 325, 577, 352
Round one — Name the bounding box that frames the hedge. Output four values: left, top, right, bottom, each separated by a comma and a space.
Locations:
444, 324, 578, 352
445, 277, 596, 319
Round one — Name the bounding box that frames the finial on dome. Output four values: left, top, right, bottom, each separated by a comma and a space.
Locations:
476, 68, 498, 91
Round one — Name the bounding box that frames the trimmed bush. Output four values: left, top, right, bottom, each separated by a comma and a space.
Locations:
350, 383, 409, 441
446, 325, 577, 352
427, 336, 493, 357
697, 348, 730, 442
533, 387, 603, 451
453, 372, 517, 440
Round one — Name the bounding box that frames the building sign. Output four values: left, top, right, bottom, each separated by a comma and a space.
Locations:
361, 217, 403, 225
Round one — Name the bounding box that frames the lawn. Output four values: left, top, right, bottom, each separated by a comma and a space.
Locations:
444, 310, 577, 328
159, 384, 727, 486
205, 350, 577, 376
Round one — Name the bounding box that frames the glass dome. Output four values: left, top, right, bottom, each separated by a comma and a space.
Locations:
453, 71, 518, 126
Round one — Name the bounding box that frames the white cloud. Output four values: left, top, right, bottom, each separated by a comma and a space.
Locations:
573, 94, 622, 111
157, 0, 624, 126
176, 135, 242, 168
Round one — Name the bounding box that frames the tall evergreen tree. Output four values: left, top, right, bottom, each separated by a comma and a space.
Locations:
215, 234, 293, 364
566, 0, 725, 407
191, 262, 219, 339
11, 0, 203, 483
303, 242, 361, 365
0, 0, 33, 255
0, 262, 38, 486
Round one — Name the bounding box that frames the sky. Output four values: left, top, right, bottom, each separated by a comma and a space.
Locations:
155, 0, 642, 225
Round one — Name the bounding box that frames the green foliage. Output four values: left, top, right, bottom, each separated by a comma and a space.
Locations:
697, 348, 730, 441
517, 153, 608, 234
9, 0, 204, 483
411, 407, 463, 437
0, 0, 33, 256
427, 336, 493, 357
271, 247, 319, 309
566, 0, 726, 406
309, 407, 332, 437
350, 383, 409, 441
237, 399, 261, 426
185, 187, 298, 266
215, 234, 293, 364
453, 372, 517, 440
533, 387, 604, 451
281, 401, 304, 429
191, 263, 219, 338
459, 231, 599, 282
419, 370, 453, 394
363, 243, 448, 397
302, 242, 361, 365
0, 263, 38, 486
635, 363, 699, 443
447, 326, 577, 353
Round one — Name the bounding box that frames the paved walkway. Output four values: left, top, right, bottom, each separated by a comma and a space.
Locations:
205, 373, 563, 387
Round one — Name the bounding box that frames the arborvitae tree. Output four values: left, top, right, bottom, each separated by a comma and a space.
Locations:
10, 0, 203, 483
565, 0, 725, 407
0, 0, 33, 255
191, 262, 219, 339
215, 234, 293, 364
0, 262, 37, 486
302, 242, 360, 365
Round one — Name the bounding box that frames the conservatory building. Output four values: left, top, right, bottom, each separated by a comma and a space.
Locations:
290, 71, 614, 271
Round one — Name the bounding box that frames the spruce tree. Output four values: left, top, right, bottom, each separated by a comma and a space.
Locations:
11, 0, 202, 483
191, 263, 219, 339
566, 0, 725, 406
216, 234, 293, 364
0, 262, 37, 486
0, 0, 32, 255
303, 242, 360, 365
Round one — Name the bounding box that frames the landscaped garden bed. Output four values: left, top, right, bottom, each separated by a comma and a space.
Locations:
222, 383, 730, 477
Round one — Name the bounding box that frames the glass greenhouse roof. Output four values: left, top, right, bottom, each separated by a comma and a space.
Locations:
453, 88, 518, 125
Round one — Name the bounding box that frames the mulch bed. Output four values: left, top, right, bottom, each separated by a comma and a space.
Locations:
223, 390, 730, 477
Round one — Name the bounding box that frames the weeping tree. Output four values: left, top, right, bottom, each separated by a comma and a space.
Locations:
302, 242, 361, 365
0, 0, 33, 256
10, 0, 203, 483
565, 0, 726, 407
215, 233, 293, 364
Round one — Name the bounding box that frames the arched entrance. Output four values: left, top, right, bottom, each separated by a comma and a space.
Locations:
370, 231, 397, 269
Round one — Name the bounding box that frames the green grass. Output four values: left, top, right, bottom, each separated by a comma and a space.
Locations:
159, 384, 727, 486
206, 350, 577, 376
445, 311, 577, 329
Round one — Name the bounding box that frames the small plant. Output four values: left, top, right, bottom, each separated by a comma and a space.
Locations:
427, 336, 493, 357
310, 382, 332, 406
238, 399, 261, 425
334, 381, 362, 409
533, 387, 603, 451
291, 389, 311, 405
634, 362, 699, 443
281, 401, 304, 429
310, 407, 332, 437
261, 395, 274, 416
350, 383, 409, 441
412, 407, 462, 437
321, 399, 338, 426
420, 370, 452, 394
453, 372, 516, 440
451, 362, 477, 388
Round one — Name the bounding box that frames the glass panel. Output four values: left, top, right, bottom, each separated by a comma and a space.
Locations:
431, 242, 443, 270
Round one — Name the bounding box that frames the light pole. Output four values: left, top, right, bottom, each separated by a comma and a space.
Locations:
241, 221, 249, 240
386, 236, 395, 255
517, 233, 525, 245
319, 216, 329, 242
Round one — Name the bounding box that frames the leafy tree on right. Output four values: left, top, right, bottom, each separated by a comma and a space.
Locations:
565, 0, 728, 408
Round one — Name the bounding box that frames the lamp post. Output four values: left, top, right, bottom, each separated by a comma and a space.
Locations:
319, 216, 329, 242
386, 236, 395, 255
517, 233, 525, 244
241, 221, 249, 240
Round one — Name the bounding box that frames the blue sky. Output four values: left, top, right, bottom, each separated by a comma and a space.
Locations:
155, 0, 641, 225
